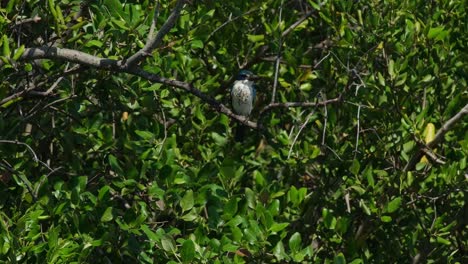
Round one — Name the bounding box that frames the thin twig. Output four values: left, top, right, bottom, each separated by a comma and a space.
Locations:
354, 105, 361, 160
155, 91, 168, 157
281, 10, 314, 38
271, 0, 284, 104
0, 140, 39, 161
207, 9, 257, 43
287, 108, 315, 159
261, 97, 341, 114
125, 0, 185, 67
14, 15, 41, 26
404, 103, 468, 171
421, 147, 446, 165
148, 1, 161, 42
321, 95, 328, 145
324, 144, 343, 161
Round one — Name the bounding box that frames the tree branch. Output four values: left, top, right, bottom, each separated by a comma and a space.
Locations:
257, 97, 342, 132
0, 2, 330, 132
15, 46, 122, 69
128, 67, 258, 129
0, 45, 258, 128
125, 0, 185, 67
259, 97, 342, 116
404, 103, 468, 171
281, 10, 315, 38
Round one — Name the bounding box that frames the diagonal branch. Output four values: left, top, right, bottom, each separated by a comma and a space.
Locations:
259, 97, 341, 115
426, 103, 468, 149
257, 97, 342, 132
127, 67, 259, 128
125, 0, 185, 67
0, 3, 327, 133
1, 45, 258, 128
14, 46, 122, 69
281, 10, 315, 38
404, 103, 468, 171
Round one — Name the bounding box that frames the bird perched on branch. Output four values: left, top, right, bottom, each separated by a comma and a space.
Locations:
231, 70, 256, 141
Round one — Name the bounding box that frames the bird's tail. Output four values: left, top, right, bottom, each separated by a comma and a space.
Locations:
235, 124, 246, 142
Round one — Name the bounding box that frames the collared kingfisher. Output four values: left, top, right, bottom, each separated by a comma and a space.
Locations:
231, 70, 256, 141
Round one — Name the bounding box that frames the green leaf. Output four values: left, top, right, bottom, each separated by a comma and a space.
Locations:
427, 26, 448, 40
273, 241, 288, 261
180, 190, 194, 212
24, 63, 33, 71
288, 232, 302, 253
191, 39, 203, 49
2, 35, 10, 57
360, 200, 371, 215
388, 59, 395, 79
377, 72, 385, 86
269, 222, 289, 232
101, 207, 113, 222
334, 253, 346, 264
288, 186, 307, 207
350, 159, 360, 176
381, 215, 392, 222
181, 239, 195, 262
12, 45, 25, 61
223, 197, 238, 219
247, 34, 264, 42
322, 208, 337, 229
245, 188, 256, 209
108, 154, 124, 175
420, 74, 433, 83
231, 226, 242, 241
387, 197, 402, 213
435, 236, 451, 245
135, 130, 155, 140
141, 225, 160, 242
98, 185, 111, 201
161, 234, 176, 252
85, 40, 104, 48
363, 165, 374, 188
181, 210, 198, 221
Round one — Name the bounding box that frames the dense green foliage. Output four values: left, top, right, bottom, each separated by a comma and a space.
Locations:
0, 0, 466, 263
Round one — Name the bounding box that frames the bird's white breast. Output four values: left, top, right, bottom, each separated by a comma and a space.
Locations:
231, 80, 254, 116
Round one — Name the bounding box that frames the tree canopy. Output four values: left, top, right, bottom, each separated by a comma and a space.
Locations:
0, 0, 466, 263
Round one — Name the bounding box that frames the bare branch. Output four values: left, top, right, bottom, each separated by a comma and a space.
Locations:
271, 0, 284, 104
260, 97, 341, 115
287, 108, 316, 159
257, 96, 341, 133
0, 4, 336, 133
127, 67, 258, 129
0, 44, 258, 128
0, 86, 32, 106
9, 46, 122, 69
224, 7, 317, 90
125, 0, 185, 67
354, 105, 361, 159
206, 9, 258, 43
421, 148, 446, 165
321, 94, 328, 145
28, 76, 64, 96
428, 104, 468, 148
0, 140, 39, 162
14, 15, 41, 26
404, 103, 468, 171
281, 10, 314, 38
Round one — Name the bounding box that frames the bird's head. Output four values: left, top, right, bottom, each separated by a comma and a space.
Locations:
236, 70, 254, 81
